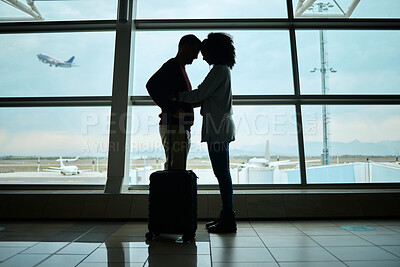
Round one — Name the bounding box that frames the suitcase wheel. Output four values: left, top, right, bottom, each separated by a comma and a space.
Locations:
182, 232, 195, 241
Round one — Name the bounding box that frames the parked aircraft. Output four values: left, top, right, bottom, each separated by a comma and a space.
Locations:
44, 156, 88, 175
37, 53, 77, 67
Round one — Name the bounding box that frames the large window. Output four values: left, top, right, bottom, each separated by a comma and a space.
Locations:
1, 0, 400, 190
137, 0, 287, 19
0, 0, 117, 22
0, 107, 109, 185
297, 30, 400, 95
302, 105, 400, 183
128, 106, 301, 185
0, 33, 115, 97
292, 0, 400, 19
133, 30, 293, 96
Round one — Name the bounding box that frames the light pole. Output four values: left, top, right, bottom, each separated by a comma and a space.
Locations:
309, 2, 337, 165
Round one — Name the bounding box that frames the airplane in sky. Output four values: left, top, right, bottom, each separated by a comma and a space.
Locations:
37, 53, 77, 67
44, 156, 89, 175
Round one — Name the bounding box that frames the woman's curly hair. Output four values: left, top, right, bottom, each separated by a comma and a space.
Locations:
201, 32, 236, 69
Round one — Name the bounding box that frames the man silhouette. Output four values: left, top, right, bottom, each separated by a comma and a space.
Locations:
146, 34, 201, 170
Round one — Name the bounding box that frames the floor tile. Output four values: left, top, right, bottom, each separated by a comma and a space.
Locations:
211, 247, 275, 263
36, 254, 87, 267
261, 235, 319, 247
22, 242, 69, 254
325, 246, 400, 261
386, 226, 400, 233
236, 221, 253, 228
250, 221, 293, 228
372, 220, 400, 226
78, 263, 143, 267
331, 220, 381, 226
82, 247, 149, 263
213, 263, 279, 267
254, 228, 305, 236
147, 254, 211, 267
291, 220, 337, 228
0, 253, 49, 267
150, 241, 210, 255
209, 228, 258, 237
210, 236, 265, 248
360, 234, 400, 246
351, 226, 399, 235
300, 226, 353, 236
311, 235, 373, 246
279, 262, 347, 267
269, 247, 338, 262
0, 247, 26, 261
0, 241, 38, 248
100, 241, 150, 248
381, 246, 400, 257
344, 260, 400, 267
56, 242, 102, 255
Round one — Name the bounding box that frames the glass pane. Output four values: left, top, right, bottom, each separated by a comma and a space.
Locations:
129, 105, 300, 185
302, 105, 400, 184
0, 107, 110, 185
132, 30, 293, 96
0, 0, 117, 22
293, 0, 400, 19
137, 0, 287, 19
0, 32, 115, 97
297, 30, 400, 95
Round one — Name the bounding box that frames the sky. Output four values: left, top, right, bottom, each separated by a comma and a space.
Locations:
0, 0, 399, 158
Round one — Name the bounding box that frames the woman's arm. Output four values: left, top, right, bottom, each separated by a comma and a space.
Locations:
179, 65, 226, 104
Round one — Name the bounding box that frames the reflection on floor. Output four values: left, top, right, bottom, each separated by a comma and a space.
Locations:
0, 220, 399, 266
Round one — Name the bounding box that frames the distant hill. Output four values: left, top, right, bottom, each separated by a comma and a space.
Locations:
230, 140, 400, 157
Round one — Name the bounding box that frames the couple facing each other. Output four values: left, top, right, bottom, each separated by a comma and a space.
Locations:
146, 33, 236, 233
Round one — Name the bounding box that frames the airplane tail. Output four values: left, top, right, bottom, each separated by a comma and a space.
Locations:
58, 156, 65, 168
65, 56, 75, 63
265, 140, 270, 161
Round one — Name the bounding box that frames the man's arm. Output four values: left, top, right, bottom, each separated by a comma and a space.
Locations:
146, 62, 179, 115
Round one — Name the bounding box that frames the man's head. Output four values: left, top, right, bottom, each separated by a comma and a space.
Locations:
176, 34, 201, 65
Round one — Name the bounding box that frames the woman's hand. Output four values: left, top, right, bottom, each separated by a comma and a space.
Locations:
168, 92, 178, 102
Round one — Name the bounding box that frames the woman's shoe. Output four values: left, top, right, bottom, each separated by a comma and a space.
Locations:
207, 211, 237, 233
205, 210, 222, 229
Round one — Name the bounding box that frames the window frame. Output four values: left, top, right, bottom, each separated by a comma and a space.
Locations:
0, 0, 400, 191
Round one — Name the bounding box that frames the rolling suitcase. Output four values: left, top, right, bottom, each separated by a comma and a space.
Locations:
145, 124, 197, 241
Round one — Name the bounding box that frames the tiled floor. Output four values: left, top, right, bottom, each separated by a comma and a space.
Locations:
0, 219, 399, 266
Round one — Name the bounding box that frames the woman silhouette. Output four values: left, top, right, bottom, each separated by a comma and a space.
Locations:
178, 32, 237, 233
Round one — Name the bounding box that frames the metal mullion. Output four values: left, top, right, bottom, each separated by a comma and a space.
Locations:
130, 95, 400, 106
0, 20, 116, 34
288, 0, 307, 187
133, 18, 400, 31
0, 96, 112, 107
105, 0, 133, 194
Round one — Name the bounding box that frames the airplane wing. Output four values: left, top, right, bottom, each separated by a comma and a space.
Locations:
64, 156, 79, 162
78, 169, 92, 173
47, 167, 61, 170
269, 160, 292, 167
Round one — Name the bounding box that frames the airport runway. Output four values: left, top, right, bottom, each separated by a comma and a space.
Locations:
0, 172, 106, 184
